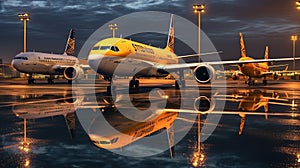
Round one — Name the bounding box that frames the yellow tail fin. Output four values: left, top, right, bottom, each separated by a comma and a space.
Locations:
64, 29, 75, 56
264, 46, 269, 60
165, 14, 174, 53
239, 32, 247, 57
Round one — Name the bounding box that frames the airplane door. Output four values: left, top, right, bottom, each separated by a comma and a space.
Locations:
33, 57, 37, 65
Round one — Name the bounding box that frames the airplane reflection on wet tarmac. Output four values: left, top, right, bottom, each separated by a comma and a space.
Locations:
4, 84, 299, 167
83, 88, 298, 154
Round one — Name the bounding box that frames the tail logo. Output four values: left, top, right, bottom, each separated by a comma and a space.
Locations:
239, 32, 247, 57
65, 29, 75, 56
166, 14, 174, 53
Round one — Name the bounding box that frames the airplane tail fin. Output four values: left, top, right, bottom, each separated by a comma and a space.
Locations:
264, 46, 269, 60
239, 32, 247, 58
64, 29, 75, 56
165, 14, 174, 53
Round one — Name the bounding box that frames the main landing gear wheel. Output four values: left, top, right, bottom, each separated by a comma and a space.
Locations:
48, 78, 54, 84
129, 77, 139, 89
175, 79, 185, 90
247, 80, 255, 86
28, 74, 35, 84
28, 78, 35, 84
263, 79, 267, 85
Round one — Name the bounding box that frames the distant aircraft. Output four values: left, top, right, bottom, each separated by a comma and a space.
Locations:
88, 15, 300, 89
236, 32, 296, 85
11, 29, 89, 84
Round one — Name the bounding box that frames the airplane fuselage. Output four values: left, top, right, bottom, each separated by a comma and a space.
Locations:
90, 111, 178, 149
88, 38, 178, 78
238, 56, 269, 78
12, 52, 78, 75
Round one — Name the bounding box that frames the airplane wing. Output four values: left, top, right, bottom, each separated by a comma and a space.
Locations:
262, 70, 300, 76
158, 57, 300, 71
177, 51, 222, 59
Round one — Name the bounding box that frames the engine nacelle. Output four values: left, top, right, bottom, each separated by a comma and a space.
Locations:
64, 66, 84, 81
193, 96, 216, 114
193, 64, 216, 84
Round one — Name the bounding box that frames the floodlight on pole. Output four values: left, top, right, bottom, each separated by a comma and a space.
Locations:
291, 35, 298, 71
296, 1, 300, 10
193, 4, 205, 63
109, 23, 118, 38
18, 12, 30, 53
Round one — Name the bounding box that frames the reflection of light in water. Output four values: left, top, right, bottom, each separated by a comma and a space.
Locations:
18, 141, 30, 153
24, 158, 30, 167
191, 150, 205, 167
190, 114, 206, 167
291, 99, 298, 117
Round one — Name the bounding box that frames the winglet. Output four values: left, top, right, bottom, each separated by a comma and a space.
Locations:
64, 29, 75, 56
165, 14, 174, 53
239, 32, 247, 58
264, 46, 269, 60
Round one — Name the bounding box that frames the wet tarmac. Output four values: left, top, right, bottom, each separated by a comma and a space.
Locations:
0, 78, 299, 168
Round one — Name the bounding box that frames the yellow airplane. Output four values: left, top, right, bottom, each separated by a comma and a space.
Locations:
89, 111, 177, 150
237, 32, 291, 85
88, 15, 300, 88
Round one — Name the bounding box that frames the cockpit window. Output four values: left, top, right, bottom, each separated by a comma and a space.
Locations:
14, 57, 28, 60
111, 46, 119, 52
92, 46, 100, 50
100, 46, 111, 50
98, 46, 119, 52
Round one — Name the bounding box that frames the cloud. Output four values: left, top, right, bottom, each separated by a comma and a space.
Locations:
124, 0, 165, 9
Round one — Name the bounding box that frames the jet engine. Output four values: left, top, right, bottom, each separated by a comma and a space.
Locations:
193, 96, 216, 114
64, 66, 84, 81
193, 64, 216, 84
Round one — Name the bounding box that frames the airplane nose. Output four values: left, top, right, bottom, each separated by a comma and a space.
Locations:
11, 59, 17, 69
88, 54, 104, 71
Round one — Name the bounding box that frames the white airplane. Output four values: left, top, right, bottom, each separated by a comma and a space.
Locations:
11, 29, 89, 84
88, 15, 300, 88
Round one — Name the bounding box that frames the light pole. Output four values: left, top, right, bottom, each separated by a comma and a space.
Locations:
18, 12, 30, 53
108, 23, 118, 38
296, 1, 300, 10
291, 35, 298, 71
193, 4, 205, 63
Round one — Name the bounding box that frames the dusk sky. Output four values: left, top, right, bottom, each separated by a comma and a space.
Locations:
0, 0, 300, 63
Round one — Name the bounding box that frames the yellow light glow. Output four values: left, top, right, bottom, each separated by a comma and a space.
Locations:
192, 4, 205, 13
291, 35, 298, 41
24, 158, 30, 167
191, 151, 205, 167
297, 154, 300, 163
18, 12, 31, 21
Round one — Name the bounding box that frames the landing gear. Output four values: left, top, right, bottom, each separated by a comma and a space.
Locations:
107, 77, 116, 96
175, 79, 185, 89
48, 75, 54, 84
175, 70, 185, 90
263, 79, 267, 85
129, 76, 139, 89
28, 74, 35, 84
247, 78, 255, 86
